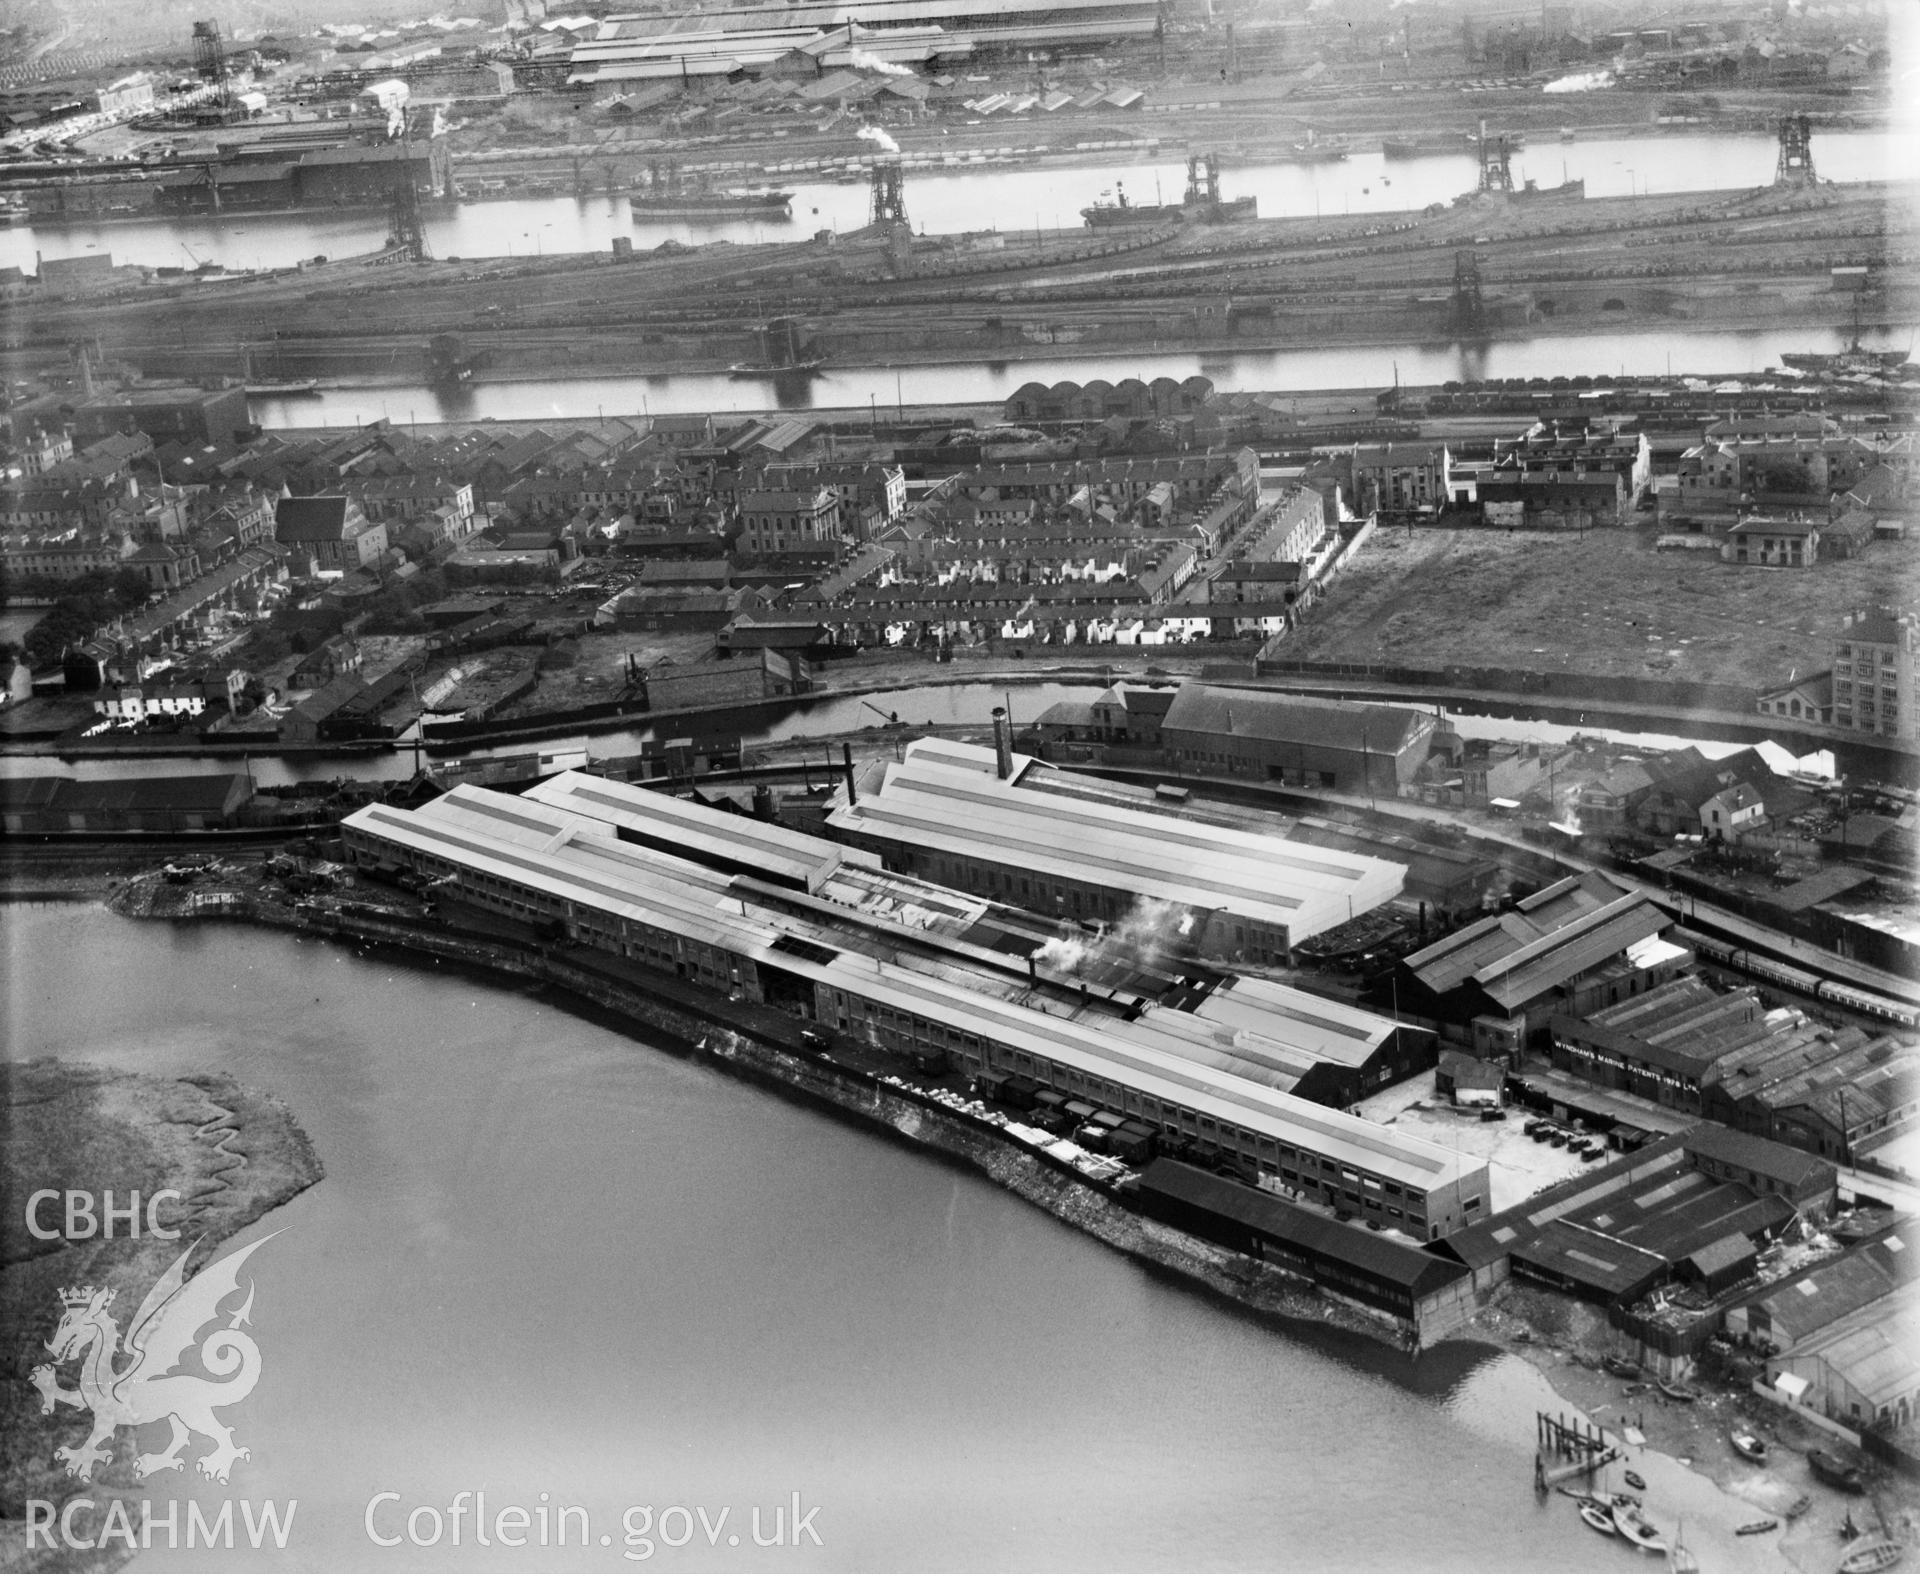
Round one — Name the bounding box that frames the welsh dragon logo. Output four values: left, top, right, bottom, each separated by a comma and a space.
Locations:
30, 1233, 277, 1485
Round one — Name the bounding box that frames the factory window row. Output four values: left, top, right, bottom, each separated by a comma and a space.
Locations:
983, 1033, 1433, 1222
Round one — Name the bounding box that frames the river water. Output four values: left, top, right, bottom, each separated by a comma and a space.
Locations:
4, 901, 1789, 1572
7, 128, 1897, 275
10, 128, 1912, 422
244, 321, 1916, 427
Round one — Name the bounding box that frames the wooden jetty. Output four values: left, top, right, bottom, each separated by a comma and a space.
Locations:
1534, 1411, 1623, 1493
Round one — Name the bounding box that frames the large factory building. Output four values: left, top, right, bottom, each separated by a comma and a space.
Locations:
823, 737, 1404, 963
568, 0, 1161, 85
342, 776, 1488, 1240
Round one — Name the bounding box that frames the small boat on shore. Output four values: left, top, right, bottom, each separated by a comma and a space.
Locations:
1730, 1427, 1769, 1463
1614, 1508, 1669, 1555
1736, 1519, 1779, 1536
1603, 1355, 1641, 1379
1810, 1446, 1869, 1493
1624, 1470, 1647, 1491
1655, 1379, 1697, 1402
1840, 1540, 1906, 1574
1580, 1503, 1618, 1536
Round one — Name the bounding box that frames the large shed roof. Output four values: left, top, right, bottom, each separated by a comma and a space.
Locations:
343, 785, 1478, 1198
1160, 683, 1431, 757
826, 737, 1402, 943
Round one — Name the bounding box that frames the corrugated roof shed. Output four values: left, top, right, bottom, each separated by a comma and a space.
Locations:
1782, 1280, 1920, 1410
344, 785, 1484, 1200
827, 737, 1403, 943
1139, 1158, 1468, 1296
1161, 683, 1429, 757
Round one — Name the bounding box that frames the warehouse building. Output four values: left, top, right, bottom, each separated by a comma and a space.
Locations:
1158, 684, 1439, 796
1135, 1159, 1477, 1346
1768, 1281, 1920, 1433
343, 780, 1488, 1237
824, 736, 1404, 962
533, 770, 1434, 1108
73, 387, 249, 451
1397, 873, 1688, 1057
0, 773, 253, 833
567, 0, 1161, 85
1431, 1126, 1816, 1310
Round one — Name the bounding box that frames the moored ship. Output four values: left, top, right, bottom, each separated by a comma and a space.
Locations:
1082, 152, 1256, 227
729, 314, 826, 378
631, 187, 793, 222
1513, 176, 1585, 201
629, 160, 791, 223
1382, 133, 1470, 158
1780, 335, 1909, 375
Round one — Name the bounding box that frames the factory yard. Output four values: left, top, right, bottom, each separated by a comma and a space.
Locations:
1283, 524, 1917, 689
1362, 1070, 1598, 1214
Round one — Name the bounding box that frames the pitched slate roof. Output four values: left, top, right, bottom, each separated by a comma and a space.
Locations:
1160, 682, 1430, 756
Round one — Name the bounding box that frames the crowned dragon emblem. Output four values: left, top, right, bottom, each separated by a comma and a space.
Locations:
30, 1232, 277, 1485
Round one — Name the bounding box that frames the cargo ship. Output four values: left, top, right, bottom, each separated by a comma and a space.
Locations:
1282, 132, 1348, 162
1780, 303, 1910, 375
1780, 338, 1909, 375
729, 315, 826, 378
1082, 152, 1256, 228
1513, 176, 1585, 201
631, 186, 793, 222
243, 379, 321, 396
1382, 133, 1470, 159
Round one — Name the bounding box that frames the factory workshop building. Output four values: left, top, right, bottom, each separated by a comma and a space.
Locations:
1396, 873, 1689, 1058
342, 777, 1489, 1239
1159, 684, 1438, 796
824, 736, 1404, 964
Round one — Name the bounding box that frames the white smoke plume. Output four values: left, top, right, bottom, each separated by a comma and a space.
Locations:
367, 78, 410, 138
856, 124, 901, 155
1033, 896, 1195, 978
849, 48, 912, 77
1543, 69, 1613, 93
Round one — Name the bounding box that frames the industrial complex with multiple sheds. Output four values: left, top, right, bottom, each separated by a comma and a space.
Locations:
563, 0, 1162, 88
824, 735, 1405, 964
332, 734, 1918, 1360
342, 770, 1491, 1250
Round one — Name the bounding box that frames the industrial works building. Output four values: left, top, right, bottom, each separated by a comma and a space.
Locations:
565, 0, 1162, 85
1157, 684, 1439, 796
1432, 1128, 1835, 1340
0, 773, 253, 834
1549, 973, 1920, 1167
1396, 873, 1689, 1058
72, 387, 249, 451
823, 736, 1405, 964
341, 775, 1490, 1242
1136, 1159, 1477, 1343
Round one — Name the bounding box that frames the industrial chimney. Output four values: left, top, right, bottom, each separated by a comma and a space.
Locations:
991, 707, 1012, 780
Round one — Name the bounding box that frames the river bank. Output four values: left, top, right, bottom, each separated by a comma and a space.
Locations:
1471, 1292, 1920, 1570
0, 1054, 325, 1542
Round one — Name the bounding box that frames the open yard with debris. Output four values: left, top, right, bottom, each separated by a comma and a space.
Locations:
1283, 526, 1916, 690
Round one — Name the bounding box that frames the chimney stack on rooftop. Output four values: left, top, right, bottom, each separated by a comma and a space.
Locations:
992, 707, 1012, 780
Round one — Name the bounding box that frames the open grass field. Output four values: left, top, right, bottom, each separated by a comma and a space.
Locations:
1284, 524, 1917, 690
